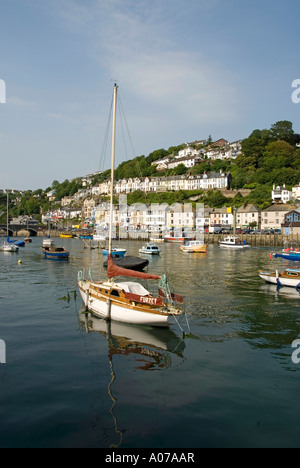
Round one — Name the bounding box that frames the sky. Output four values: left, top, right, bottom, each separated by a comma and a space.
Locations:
0, 0, 300, 191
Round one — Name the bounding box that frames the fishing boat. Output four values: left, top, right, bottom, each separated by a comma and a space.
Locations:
42, 245, 69, 260
139, 243, 161, 255
180, 240, 207, 253
78, 84, 183, 327
219, 235, 250, 249
259, 268, 300, 288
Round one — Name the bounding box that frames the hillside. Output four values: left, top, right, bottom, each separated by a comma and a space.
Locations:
1, 120, 300, 221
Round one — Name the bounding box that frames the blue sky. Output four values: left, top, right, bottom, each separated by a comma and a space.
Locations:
0, 0, 300, 190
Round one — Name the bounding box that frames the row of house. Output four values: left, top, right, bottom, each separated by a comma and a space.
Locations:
151, 140, 242, 171
88, 202, 300, 234
43, 196, 300, 235
60, 172, 230, 203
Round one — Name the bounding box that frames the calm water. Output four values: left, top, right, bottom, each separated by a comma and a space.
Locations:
1, 238, 300, 448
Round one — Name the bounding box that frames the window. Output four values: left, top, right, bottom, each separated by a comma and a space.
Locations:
110, 290, 120, 297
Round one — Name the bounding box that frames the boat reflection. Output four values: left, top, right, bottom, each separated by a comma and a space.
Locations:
78, 308, 185, 370
77, 308, 185, 448
260, 283, 300, 300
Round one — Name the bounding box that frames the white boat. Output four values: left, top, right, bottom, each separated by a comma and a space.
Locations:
149, 233, 164, 243
139, 243, 161, 255
0, 195, 19, 253
43, 218, 55, 247
219, 235, 250, 249
0, 242, 19, 252
180, 240, 206, 253
77, 84, 183, 327
42, 237, 55, 247
259, 268, 300, 288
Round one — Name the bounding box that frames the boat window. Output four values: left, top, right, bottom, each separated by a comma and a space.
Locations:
110, 290, 120, 297
288, 272, 298, 276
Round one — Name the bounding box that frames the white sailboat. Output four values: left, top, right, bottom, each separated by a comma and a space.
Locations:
78, 84, 183, 327
0, 194, 19, 253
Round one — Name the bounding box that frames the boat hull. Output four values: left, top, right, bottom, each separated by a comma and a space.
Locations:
42, 247, 69, 259
219, 243, 249, 249
274, 253, 300, 261
180, 244, 206, 253
103, 249, 126, 258
164, 237, 194, 244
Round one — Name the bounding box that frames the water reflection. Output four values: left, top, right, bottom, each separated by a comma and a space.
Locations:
77, 309, 185, 447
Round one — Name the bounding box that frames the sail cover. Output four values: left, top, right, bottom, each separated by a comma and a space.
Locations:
107, 254, 161, 280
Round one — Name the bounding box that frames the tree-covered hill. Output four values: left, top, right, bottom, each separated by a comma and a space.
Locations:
1, 120, 299, 220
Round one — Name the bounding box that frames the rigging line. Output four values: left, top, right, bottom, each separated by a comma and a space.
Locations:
118, 95, 137, 161
98, 93, 114, 174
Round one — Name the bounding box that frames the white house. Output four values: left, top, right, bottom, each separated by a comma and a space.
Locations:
272, 184, 292, 203
261, 204, 294, 230
292, 184, 300, 200
236, 204, 261, 228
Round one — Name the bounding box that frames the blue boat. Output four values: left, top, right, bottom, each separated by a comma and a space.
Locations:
6, 236, 25, 247
273, 243, 300, 262
274, 252, 300, 261
102, 248, 126, 258
42, 246, 69, 260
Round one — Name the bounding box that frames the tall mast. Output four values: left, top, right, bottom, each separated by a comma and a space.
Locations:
108, 83, 118, 255
6, 193, 8, 236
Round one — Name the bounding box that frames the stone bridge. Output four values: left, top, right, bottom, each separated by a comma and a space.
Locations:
0, 224, 46, 237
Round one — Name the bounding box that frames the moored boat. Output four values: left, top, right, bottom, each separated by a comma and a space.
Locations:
78, 84, 184, 328
180, 240, 207, 253
0, 242, 19, 252
164, 236, 195, 244
42, 246, 69, 260
219, 235, 250, 249
60, 232, 74, 239
259, 268, 300, 288
103, 247, 127, 258
271, 243, 300, 262
103, 255, 149, 272
139, 243, 161, 255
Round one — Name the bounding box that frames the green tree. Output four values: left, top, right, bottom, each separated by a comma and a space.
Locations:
270, 120, 294, 144
262, 140, 295, 170
173, 164, 188, 176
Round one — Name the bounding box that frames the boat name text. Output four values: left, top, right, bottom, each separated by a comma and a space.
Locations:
140, 296, 160, 305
